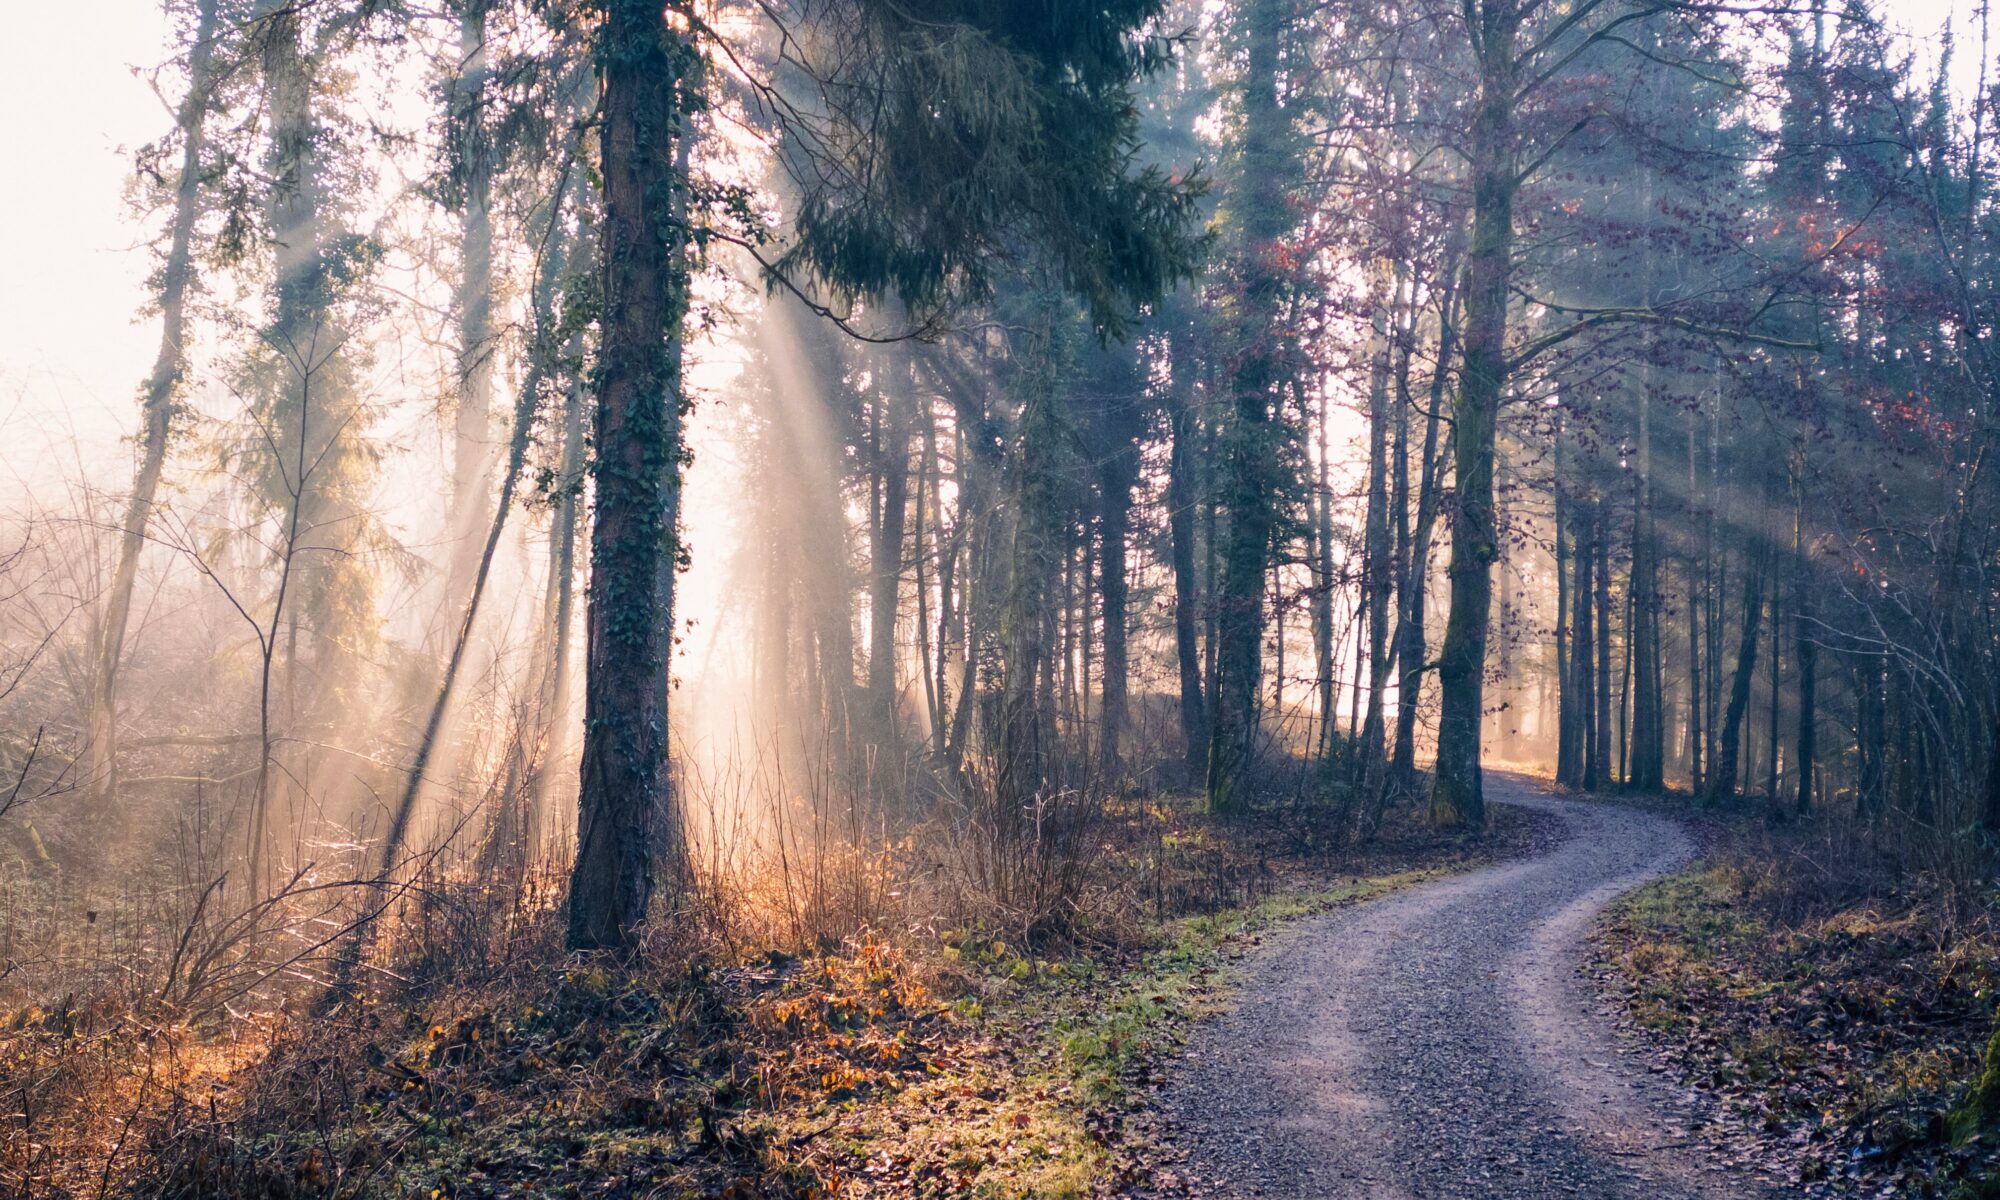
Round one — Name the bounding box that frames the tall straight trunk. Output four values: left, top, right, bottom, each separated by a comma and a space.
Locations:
1708, 555, 1765, 805
90, 0, 221, 802
1207, 0, 1290, 813
651, 65, 697, 725
1617, 574, 1632, 786
447, 0, 497, 610
935, 413, 959, 751
1430, 0, 1521, 828
1359, 263, 1396, 786
1704, 400, 1725, 778
1167, 380, 1208, 779
1685, 404, 1705, 795
569, 0, 687, 951
868, 366, 911, 739
1575, 493, 1599, 791
1856, 650, 1883, 817
1555, 459, 1576, 786
939, 366, 1005, 774
1387, 327, 1412, 741
1059, 534, 1079, 736
1389, 244, 1460, 793
1793, 489, 1816, 815
1348, 608, 1367, 743
1098, 417, 1138, 778
1593, 495, 1613, 790
1388, 426, 1448, 787
457, 222, 578, 879
1270, 560, 1286, 727
998, 325, 1065, 816
917, 401, 951, 751
1628, 378, 1664, 791
1313, 383, 1337, 761
1203, 411, 1221, 741
1766, 570, 1783, 804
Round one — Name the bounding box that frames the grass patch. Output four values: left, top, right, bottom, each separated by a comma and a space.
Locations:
771, 865, 1461, 1198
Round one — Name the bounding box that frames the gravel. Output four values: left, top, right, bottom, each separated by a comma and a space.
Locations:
1155, 772, 1789, 1199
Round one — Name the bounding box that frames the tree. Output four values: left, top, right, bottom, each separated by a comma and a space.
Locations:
90, 0, 226, 806
566, 0, 1201, 951
1207, 0, 1302, 813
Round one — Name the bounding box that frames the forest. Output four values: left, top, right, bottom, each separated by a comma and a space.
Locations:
3, 0, 2000, 1196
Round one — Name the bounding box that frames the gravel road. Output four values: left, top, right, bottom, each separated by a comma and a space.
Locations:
1157, 772, 1787, 1199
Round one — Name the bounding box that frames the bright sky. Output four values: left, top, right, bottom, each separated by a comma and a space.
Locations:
0, 0, 1974, 487
0, 2, 172, 476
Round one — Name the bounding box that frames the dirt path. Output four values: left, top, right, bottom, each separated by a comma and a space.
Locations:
1157, 773, 1787, 1199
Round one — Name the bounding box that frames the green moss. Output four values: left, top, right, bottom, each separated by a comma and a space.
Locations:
1949, 1011, 2000, 1145
1041, 868, 1439, 1109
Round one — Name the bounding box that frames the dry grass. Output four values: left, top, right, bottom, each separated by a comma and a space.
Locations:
0, 760, 1521, 1200
1599, 809, 2000, 1197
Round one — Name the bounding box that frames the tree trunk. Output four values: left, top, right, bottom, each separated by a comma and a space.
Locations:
1389, 243, 1460, 794
1793, 491, 1816, 816
1708, 555, 1765, 805
998, 317, 1066, 818
446, 0, 497, 612
1575, 490, 1599, 791
569, 0, 688, 951
1686, 404, 1705, 796
1313, 382, 1337, 762
1098, 412, 1138, 779
90, 0, 221, 805
1593, 494, 1613, 791
252, 0, 369, 889
382, 209, 577, 883
1167, 379, 1208, 780
1629, 378, 1664, 791
1359, 263, 1396, 789
868, 363, 911, 740
1206, 0, 1290, 813
1766, 568, 1783, 806
1430, 0, 1520, 828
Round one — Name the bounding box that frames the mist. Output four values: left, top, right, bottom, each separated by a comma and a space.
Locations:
7, 0, 2000, 1196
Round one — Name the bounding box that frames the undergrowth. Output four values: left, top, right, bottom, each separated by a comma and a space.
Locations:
1599, 814, 2000, 1198
2, 787, 1525, 1199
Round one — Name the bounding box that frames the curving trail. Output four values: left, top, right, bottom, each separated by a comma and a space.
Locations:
1158, 773, 1785, 1199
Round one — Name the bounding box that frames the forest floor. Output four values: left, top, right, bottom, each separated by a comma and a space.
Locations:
36, 791, 1542, 1199
1149, 773, 1792, 1199
1596, 794, 2000, 1198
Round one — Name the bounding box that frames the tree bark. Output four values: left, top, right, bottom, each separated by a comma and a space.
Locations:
1430, 0, 1519, 828
868, 362, 911, 740
446, 0, 497, 612
90, 0, 221, 805
1359, 263, 1396, 788
1708, 554, 1765, 805
1575, 490, 1600, 791
1206, 0, 1291, 813
1793, 487, 1816, 816
1685, 402, 1705, 796
1097, 407, 1138, 779
569, 0, 688, 951
1389, 247, 1460, 794
1167, 376, 1208, 780
1628, 378, 1664, 791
